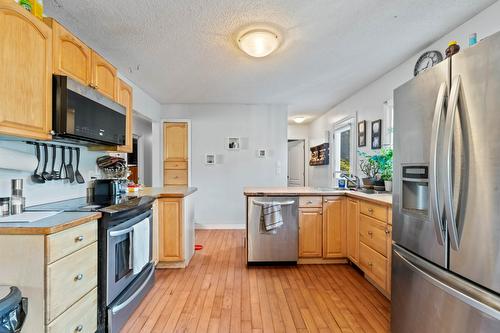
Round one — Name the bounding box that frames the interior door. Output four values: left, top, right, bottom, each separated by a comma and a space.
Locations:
288, 140, 305, 187
447, 32, 500, 294
393, 59, 449, 268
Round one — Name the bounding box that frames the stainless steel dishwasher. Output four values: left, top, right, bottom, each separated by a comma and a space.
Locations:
246, 196, 298, 264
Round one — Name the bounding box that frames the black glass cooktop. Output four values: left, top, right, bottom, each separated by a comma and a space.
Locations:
27, 195, 155, 215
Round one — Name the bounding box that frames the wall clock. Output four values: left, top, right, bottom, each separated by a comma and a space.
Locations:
414, 50, 443, 76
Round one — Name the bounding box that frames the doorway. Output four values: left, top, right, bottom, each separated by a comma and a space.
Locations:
288, 139, 305, 187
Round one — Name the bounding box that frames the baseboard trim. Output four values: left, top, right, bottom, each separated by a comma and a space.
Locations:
195, 223, 246, 230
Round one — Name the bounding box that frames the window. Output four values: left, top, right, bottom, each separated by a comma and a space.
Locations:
333, 117, 356, 176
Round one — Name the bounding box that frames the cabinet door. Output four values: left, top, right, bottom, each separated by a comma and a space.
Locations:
164, 122, 188, 161
299, 208, 322, 258
49, 18, 92, 85
323, 197, 346, 258
346, 199, 359, 264
91, 51, 117, 100
158, 198, 183, 262
386, 225, 392, 296
117, 79, 133, 152
0, 2, 52, 140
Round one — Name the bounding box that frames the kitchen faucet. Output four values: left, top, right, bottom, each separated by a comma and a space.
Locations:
338, 172, 361, 189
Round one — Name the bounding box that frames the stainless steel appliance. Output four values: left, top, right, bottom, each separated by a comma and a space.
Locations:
247, 196, 298, 264
52, 75, 126, 146
93, 179, 128, 197
27, 195, 156, 333
393, 31, 500, 332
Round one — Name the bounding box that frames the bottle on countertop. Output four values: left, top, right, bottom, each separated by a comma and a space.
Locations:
445, 41, 460, 58
469, 33, 478, 47
34, 0, 43, 19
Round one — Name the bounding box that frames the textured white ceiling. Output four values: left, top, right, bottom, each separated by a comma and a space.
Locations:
46, 0, 495, 122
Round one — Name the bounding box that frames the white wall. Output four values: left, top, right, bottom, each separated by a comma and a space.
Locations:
307, 0, 500, 188
162, 104, 288, 227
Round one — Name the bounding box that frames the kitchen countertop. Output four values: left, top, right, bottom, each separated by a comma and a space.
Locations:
127, 186, 198, 198
243, 187, 392, 206
0, 211, 102, 235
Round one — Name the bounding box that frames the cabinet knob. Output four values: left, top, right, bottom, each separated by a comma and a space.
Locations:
307, 200, 313, 204
75, 235, 84, 242
75, 273, 84, 281
75, 324, 83, 332
368, 208, 374, 213
385, 229, 390, 234
368, 231, 373, 236
368, 262, 373, 267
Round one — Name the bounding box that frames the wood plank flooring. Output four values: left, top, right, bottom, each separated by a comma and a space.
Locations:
122, 230, 390, 333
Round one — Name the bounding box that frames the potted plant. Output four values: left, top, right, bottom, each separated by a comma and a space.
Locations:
359, 158, 380, 187
358, 147, 393, 190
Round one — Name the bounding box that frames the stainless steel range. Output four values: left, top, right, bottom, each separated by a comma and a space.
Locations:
28, 194, 156, 333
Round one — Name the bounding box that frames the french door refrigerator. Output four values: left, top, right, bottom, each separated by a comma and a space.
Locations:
392, 31, 500, 332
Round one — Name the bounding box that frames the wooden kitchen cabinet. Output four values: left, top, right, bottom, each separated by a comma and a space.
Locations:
91, 50, 118, 100
322, 197, 346, 258
45, 18, 92, 86
0, 1, 52, 140
298, 208, 323, 258
346, 198, 359, 264
158, 198, 183, 262
164, 122, 189, 186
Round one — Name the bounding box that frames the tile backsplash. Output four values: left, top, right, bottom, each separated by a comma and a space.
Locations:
0, 140, 104, 206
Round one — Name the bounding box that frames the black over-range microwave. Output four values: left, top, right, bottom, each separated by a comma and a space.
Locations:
52, 75, 126, 146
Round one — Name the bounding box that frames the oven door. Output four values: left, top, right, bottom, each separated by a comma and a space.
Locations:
106, 210, 152, 305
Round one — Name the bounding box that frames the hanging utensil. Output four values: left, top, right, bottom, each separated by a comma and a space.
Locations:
59, 146, 68, 180
66, 147, 75, 183
49, 145, 59, 180
31, 142, 45, 184
74, 148, 85, 184
41, 143, 52, 181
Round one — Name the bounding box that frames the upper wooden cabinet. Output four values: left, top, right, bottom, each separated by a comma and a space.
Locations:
117, 79, 133, 152
322, 197, 346, 259
0, 1, 52, 140
164, 122, 188, 161
298, 208, 323, 258
45, 18, 92, 86
91, 51, 118, 101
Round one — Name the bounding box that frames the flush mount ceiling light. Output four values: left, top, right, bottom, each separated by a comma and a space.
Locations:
294, 117, 305, 124
237, 29, 280, 58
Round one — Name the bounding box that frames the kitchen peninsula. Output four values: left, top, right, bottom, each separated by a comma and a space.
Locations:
244, 186, 392, 298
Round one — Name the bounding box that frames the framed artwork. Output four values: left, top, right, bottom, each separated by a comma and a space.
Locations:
371, 119, 382, 149
358, 120, 366, 147
226, 137, 240, 150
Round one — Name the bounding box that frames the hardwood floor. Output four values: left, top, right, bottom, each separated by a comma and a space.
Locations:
122, 230, 390, 333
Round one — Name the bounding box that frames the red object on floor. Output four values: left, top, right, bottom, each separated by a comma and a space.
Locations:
195, 244, 203, 251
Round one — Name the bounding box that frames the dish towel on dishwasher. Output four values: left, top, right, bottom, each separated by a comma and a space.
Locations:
260, 202, 284, 232
132, 217, 150, 275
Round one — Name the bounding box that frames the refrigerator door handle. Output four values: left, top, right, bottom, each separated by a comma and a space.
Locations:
429, 82, 447, 245
443, 75, 462, 250
394, 247, 500, 320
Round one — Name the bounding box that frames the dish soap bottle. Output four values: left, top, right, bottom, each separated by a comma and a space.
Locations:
34, 0, 43, 19
445, 41, 460, 58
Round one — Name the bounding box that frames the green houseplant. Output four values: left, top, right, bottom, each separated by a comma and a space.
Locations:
358, 147, 393, 191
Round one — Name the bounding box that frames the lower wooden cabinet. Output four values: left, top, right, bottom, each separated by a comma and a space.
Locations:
346, 198, 359, 264
359, 242, 388, 290
298, 208, 323, 258
322, 197, 346, 258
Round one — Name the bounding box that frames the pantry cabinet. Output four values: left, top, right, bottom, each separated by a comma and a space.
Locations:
0, 1, 52, 140
322, 197, 346, 258
45, 18, 92, 86
298, 207, 323, 258
91, 50, 118, 101
164, 122, 189, 186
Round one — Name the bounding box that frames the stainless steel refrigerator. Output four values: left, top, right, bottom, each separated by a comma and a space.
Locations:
392, 31, 500, 332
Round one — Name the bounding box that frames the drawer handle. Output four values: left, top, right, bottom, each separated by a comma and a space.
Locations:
368, 262, 373, 267
385, 229, 390, 234
174, 176, 179, 179
368, 231, 373, 237
368, 208, 374, 213
75, 324, 83, 332
307, 200, 313, 204
75, 235, 84, 242
75, 273, 84, 281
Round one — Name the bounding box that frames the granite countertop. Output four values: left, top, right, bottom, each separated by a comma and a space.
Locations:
126, 186, 198, 198
0, 211, 102, 235
243, 187, 392, 206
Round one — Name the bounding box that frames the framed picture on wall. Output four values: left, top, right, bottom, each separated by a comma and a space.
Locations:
371, 119, 382, 149
358, 120, 366, 147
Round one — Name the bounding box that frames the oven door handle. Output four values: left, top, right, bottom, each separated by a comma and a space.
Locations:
109, 226, 133, 237
110, 267, 155, 315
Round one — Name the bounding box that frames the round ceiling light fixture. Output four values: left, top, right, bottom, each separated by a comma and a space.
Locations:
237, 29, 280, 58
293, 117, 305, 124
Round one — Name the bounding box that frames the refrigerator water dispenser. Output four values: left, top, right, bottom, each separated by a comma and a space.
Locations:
401, 165, 429, 216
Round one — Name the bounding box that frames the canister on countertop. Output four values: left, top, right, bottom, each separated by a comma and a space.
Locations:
0, 198, 10, 217
11, 179, 23, 197
10, 196, 25, 215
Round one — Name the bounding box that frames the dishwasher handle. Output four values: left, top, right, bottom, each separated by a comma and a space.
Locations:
252, 200, 295, 206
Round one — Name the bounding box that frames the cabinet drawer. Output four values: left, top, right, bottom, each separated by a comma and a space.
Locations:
299, 196, 323, 208
164, 170, 188, 185
359, 242, 387, 290
46, 243, 97, 322
359, 215, 388, 257
164, 161, 188, 170
360, 201, 387, 222
46, 221, 97, 264
46, 288, 97, 333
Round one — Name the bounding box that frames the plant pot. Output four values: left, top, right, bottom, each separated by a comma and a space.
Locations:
362, 177, 374, 187
384, 180, 393, 192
